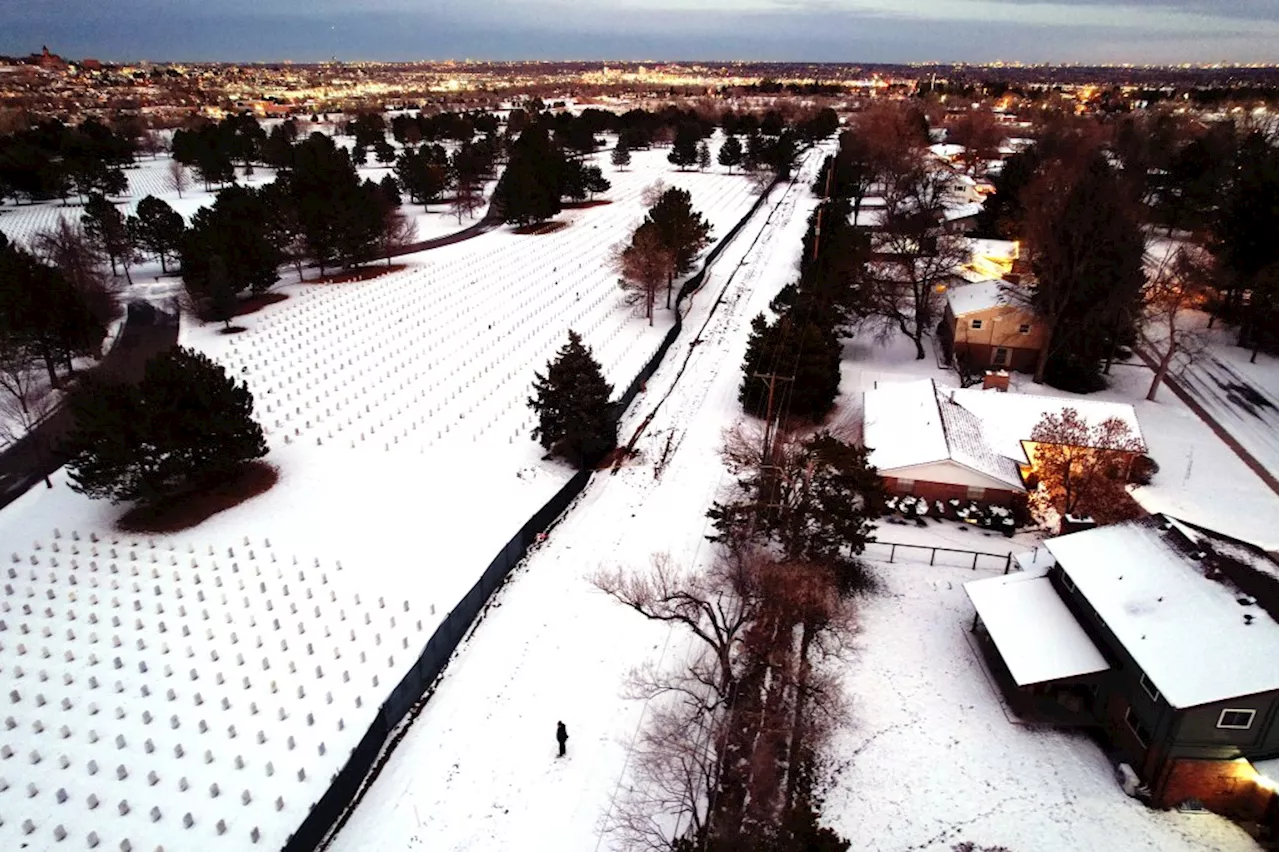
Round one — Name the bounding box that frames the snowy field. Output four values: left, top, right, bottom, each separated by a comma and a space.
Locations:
325, 144, 832, 852
0, 156, 277, 252
818, 560, 1258, 852
0, 143, 766, 851
0, 149, 497, 260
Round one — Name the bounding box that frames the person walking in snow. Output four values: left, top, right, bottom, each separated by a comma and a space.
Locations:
556, 721, 569, 758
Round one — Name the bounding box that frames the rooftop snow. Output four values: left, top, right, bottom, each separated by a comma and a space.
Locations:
1045, 519, 1280, 709
863, 380, 1024, 489
863, 379, 949, 471
946, 280, 1011, 316
965, 572, 1110, 686
928, 143, 966, 160
1253, 758, 1279, 786
949, 388, 1145, 463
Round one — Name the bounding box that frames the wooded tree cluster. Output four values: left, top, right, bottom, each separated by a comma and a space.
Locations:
0, 232, 110, 394
614, 186, 712, 324
0, 117, 135, 204
491, 124, 610, 225
979, 114, 1277, 382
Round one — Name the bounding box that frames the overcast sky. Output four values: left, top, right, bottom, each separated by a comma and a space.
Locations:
0, 0, 1274, 64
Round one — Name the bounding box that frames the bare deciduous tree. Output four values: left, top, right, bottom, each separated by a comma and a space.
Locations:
166, 158, 190, 199
613, 223, 674, 326
32, 218, 121, 331
450, 178, 485, 224
0, 341, 58, 487
378, 207, 419, 265
1141, 244, 1211, 402
640, 179, 669, 207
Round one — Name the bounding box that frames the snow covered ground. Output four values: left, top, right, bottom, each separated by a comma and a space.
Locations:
0, 156, 277, 252
0, 142, 766, 851
325, 143, 833, 852
818, 560, 1258, 852
1158, 315, 1278, 482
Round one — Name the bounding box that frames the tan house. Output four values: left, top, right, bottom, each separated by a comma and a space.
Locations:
941, 279, 1046, 372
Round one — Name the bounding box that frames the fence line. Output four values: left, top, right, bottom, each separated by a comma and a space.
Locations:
295, 177, 784, 852
864, 539, 1019, 574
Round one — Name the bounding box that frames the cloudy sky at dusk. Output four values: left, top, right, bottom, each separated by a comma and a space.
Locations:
0, 0, 1274, 64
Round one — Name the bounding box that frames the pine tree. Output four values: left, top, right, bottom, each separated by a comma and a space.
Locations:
738, 313, 841, 423
718, 136, 743, 173
494, 126, 564, 226
708, 430, 883, 593
64, 346, 268, 506
528, 330, 615, 468
697, 141, 711, 172
646, 187, 712, 308
611, 142, 632, 170
128, 195, 186, 273
668, 124, 700, 171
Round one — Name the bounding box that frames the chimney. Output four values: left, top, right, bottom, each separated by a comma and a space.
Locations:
983, 370, 1010, 392
1060, 514, 1097, 536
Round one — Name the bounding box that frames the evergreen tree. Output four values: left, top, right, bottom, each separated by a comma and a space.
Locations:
528, 330, 615, 468
128, 195, 186, 274
718, 136, 743, 173
697, 141, 711, 171
668, 123, 701, 170
378, 174, 402, 208
374, 138, 397, 165
738, 313, 841, 423
708, 430, 883, 593
646, 187, 712, 308
180, 184, 280, 301
64, 346, 268, 506
494, 126, 564, 226
610, 141, 631, 170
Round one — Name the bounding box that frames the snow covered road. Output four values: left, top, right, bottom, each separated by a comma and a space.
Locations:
324, 145, 830, 852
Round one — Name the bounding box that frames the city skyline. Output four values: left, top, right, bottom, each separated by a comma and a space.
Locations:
0, 0, 1275, 65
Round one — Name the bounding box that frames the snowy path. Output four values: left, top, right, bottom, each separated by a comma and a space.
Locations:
325, 146, 830, 852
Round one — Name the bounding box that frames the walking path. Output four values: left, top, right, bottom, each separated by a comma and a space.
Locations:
0, 301, 179, 511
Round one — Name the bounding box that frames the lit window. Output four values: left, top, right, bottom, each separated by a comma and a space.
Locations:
1018, 324, 1032, 334
970, 319, 983, 330
1217, 709, 1256, 730
1139, 673, 1160, 703
1124, 707, 1150, 748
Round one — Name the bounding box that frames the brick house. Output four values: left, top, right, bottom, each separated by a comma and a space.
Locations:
964, 517, 1279, 825
863, 380, 1145, 511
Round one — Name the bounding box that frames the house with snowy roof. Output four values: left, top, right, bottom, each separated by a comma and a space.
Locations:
862, 379, 1145, 509
964, 516, 1278, 823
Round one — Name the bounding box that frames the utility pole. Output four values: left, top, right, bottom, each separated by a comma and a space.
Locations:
753, 372, 793, 465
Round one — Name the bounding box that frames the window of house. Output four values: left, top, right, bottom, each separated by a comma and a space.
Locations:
1217, 709, 1256, 730
1060, 569, 1075, 593
1124, 707, 1150, 748
897, 478, 915, 491
1139, 673, 1161, 703
1018, 324, 1032, 334
970, 319, 983, 330
966, 486, 985, 500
